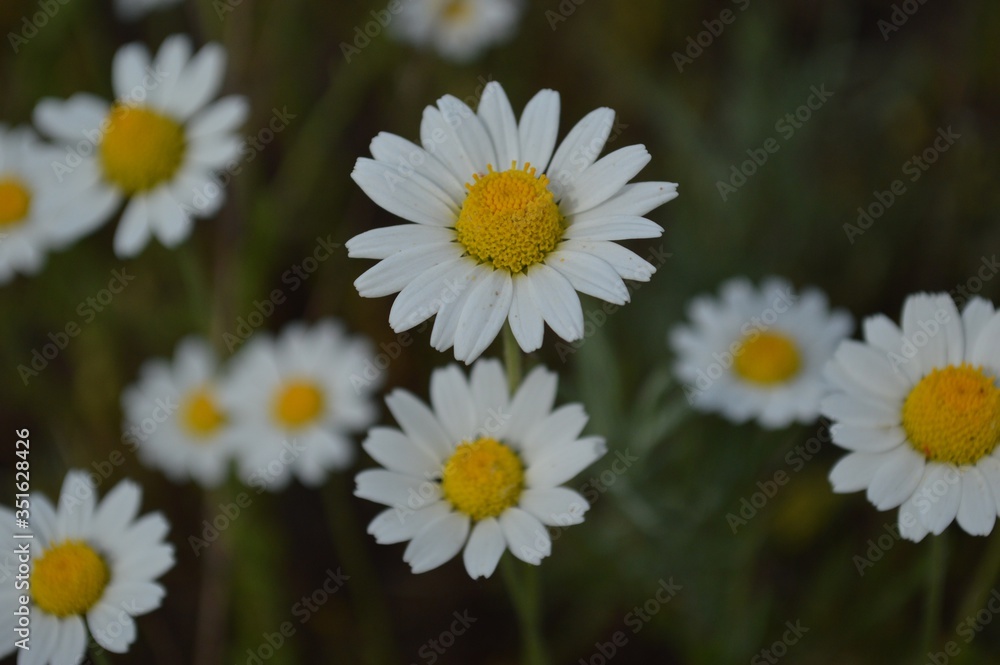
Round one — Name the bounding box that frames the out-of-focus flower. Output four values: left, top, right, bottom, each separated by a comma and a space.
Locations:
114, 0, 183, 22
392, 0, 524, 62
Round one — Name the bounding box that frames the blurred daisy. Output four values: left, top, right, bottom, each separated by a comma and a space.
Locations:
115, 0, 183, 21
122, 337, 239, 488
670, 277, 853, 429
348, 81, 677, 362
823, 293, 1000, 541
0, 471, 175, 664
33, 34, 248, 257
355, 359, 605, 578
0, 125, 109, 283
392, 0, 524, 62
222, 320, 380, 491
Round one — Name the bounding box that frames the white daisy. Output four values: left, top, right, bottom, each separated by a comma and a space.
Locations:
355, 359, 606, 578
823, 293, 1000, 541
114, 0, 183, 21
670, 277, 853, 429
122, 337, 240, 488
391, 0, 524, 62
0, 471, 175, 664
33, 34, 249, 257
0, 125, 109, 283
347, 81, 677, 363
221, 320, 380, 491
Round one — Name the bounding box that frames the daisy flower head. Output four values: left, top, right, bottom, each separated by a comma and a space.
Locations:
33, 34, 249, 258
0, 125, 109, 283
122, 337, 239, 488
221, 320, 381, 491
823, 293, 1000, 541
0, 471, 174, 664
114, 0, 183, 21
355, 359, 606, 578
670, 277, 853, 429
347, 81, 677, 363
391, 0, 525, 63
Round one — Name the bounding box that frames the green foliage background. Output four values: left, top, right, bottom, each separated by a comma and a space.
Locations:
1, 0, 999, 663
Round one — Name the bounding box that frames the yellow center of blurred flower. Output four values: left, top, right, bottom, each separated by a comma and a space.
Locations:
902, 364, 1000, 466
0, 178, 32, 227
31, 540, 110, 617
100, 104, 186, 194
273, 380, 325, 428
733, 331, 802, 385
455, 163, 564, 273
441, 437, 524, 521
442, 0, 470, 20
181, 387, 227, 438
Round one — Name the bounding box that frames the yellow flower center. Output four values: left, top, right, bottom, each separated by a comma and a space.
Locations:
0, 177, 32, 227
181, 387, 226, 438
442, 0, 470, 20
100, 104, 186, 194
455, 163, 564, 274
273, 380, 325, 428
902, 364, 1000, 466
733, 331, 802, 385
441, 437, 524, 521
31, 540, 110, 618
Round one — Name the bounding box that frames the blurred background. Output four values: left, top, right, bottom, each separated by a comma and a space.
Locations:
1, 0, 999, 662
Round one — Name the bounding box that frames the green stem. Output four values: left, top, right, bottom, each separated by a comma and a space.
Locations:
322, 477, 397, 664
88, 644, 112, 665
500, 556, 548, 665
502, 323, 522, 391
955, 531, 1000, 633
921, 534, 948, 657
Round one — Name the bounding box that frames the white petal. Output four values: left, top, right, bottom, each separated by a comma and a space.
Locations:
832, 340, 910, 401
503, 366, 558, 444
970, 311, 1000, 368
829, 423, 906, 453
168, 43, 227, 119
51, 615, 87, 665
421, 106, 474, 184
462, 518, 505, 579
33, 94, 109, 143
866, 446, 925, 510
829, 452, 885, 493
470, 358, 510, 419
558, 239, 656, 282
499, 507, 550, 565
957, 467, 996, 536
389, 259, 470, 332
477, 82, 519, 170
113, 196, 152, 258
437, 95, 496, 173
454, 269, 513, 363
88, 602, 137, 653
560, 145, 651, 215
404, 511, 470, 574
113, 43, 152, 100
519, 487, 589, 526
354, 243, 461, 298
525, 436, 606, 488
187, 96, 250, 138
385, 389, 453, 460
572, 181, 678, 222
370, 132, 466, 204
916, 464, 962, 535
352, 158, 458, 226
430, 263, 490, 352
862, 314, 921, 384
522, 404, 589, 460
367, 502, 450, 545
545, 250, 630, 305
354, 469, 442, 509
362, 427, 440, 477
430, 365, 478, 442
820, 394, 899, 427
347, 224, 456, 260
898, 495, 930, 542
509, 273, 545, 353
524, 263, 584, 342
962, 297, 996, 353
563, 215, 663, 241
518, 89, 560, 173
149, 35, 192, 106
546, 107, 616, 198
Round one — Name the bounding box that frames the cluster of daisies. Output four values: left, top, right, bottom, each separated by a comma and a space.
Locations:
670, 280, 1000, 542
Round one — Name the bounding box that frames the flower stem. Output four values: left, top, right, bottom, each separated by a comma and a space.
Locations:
500, 556, 548, 665
921, 533, 948, 657
955, 529, 1000, 633
502, 323, 522, 391
88, 644, 112, 665
322, 476, 397, 664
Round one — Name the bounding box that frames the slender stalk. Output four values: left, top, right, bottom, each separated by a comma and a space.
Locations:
502, 323, 523, 391
193, 487, 232, 665
500, 556, 548, 665
921, 534, 948, 657
322, 476, 397, 664
954, 531, 1000, 633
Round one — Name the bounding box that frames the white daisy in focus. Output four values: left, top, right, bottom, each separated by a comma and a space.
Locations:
0, 471, 175, 664
221, 320, 380, 491
670, 277, 853, 429
0, 125, 110, 283
823, 293, 1000, 541
347, 81, 677, 363
392, 0, 524, 62
122, 337, 239, 488
33, 34, 249, 257
355, 359, 606, 578
114, 0, 183, 22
